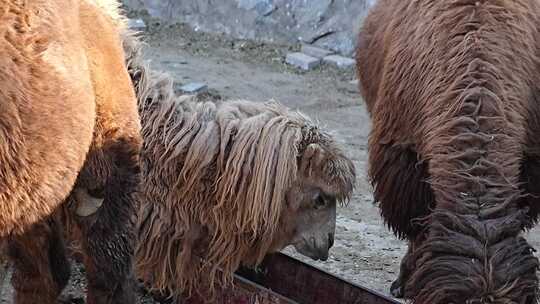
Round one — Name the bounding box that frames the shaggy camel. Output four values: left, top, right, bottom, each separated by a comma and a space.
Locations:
0, 0, 141, 303
123, 38, 356, 302
357, 0, 540, 303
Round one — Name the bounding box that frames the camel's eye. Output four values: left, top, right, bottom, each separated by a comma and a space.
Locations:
314, 194, 327, 209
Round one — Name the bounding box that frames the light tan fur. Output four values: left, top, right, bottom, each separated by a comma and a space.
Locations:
87, 0, 127, 28
0, 0, 139, 234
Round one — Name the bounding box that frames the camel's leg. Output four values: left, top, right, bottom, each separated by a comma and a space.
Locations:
8, 218, 71, 304
391, 230, 428, 299
391, 240, 416, 298
73, 139, 140, 304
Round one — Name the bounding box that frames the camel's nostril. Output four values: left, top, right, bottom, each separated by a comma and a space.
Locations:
328, 232, 334, 249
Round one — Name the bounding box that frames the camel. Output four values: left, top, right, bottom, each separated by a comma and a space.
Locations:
123, 37, 356, 302
356, 0, 540, 303
0, 0, 142, 303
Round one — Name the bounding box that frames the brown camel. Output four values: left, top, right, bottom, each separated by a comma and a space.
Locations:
357, 0, 540, 303
123, 37, 356, 302
0, 0, 141, 303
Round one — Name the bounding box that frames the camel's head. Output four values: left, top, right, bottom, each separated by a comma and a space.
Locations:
270, 139, 356, 261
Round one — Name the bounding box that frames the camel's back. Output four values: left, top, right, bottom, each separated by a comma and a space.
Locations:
357, 0, 540, 147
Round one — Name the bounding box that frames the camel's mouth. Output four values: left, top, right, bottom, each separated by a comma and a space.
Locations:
293, 237, 331, 261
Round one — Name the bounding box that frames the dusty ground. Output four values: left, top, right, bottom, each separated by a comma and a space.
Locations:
1, 18, 540, 303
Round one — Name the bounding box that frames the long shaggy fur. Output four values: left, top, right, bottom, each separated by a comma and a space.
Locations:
357, 0, 540, 303
124, 38, 355, 301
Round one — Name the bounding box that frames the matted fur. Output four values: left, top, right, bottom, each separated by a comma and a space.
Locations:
357, 0, 540, 303
124, 38, 355, 300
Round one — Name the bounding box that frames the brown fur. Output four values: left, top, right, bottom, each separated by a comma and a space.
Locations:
0, 1, 142, 303
357, 1, 540, 303
124, 40, 355, 302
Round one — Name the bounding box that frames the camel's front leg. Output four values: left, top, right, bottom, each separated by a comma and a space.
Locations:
390, 240, 414, 298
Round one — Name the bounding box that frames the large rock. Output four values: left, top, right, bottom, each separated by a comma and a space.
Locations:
121, 0, 376, 56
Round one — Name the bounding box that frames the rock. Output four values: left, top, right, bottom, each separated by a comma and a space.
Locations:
294, 0, 333, 25
323, 55, 356, 69
285, 52, 321, 70
127, 18, 146, 31
122, 0, 376, 57
255, 1, 275, 16
179, 82, 208, 93
301, 45, 334, 59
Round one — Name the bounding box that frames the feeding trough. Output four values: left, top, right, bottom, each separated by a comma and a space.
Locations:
226, 253, 400, 304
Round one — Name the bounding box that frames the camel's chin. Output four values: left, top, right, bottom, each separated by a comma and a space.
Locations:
293, 244, 329, 261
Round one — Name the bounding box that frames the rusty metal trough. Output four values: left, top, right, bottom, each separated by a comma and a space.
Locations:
150, 252, 400, 304
228, 253, 401, 304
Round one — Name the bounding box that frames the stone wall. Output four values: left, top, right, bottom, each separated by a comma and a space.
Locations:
121, 0, 376, 56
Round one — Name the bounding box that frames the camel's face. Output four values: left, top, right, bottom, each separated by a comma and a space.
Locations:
280, 179, 338, 261
290, 187, 336, 261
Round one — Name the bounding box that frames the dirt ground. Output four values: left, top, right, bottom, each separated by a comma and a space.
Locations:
1, 18, 540, 303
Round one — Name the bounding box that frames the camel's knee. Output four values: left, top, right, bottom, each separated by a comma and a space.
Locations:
74, 135, 140, 223
73, 187, 104, 217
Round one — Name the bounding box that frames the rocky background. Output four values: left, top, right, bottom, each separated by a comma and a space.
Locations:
120, 0, 376, 56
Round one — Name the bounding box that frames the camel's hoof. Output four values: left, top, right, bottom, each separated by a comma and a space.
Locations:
390, 279, 404, 298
